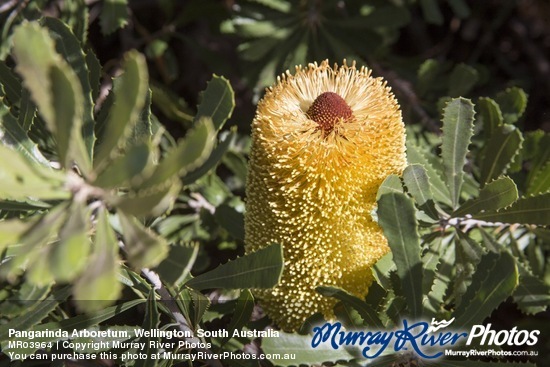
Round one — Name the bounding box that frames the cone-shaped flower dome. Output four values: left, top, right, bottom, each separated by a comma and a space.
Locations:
245, 60, 406, 331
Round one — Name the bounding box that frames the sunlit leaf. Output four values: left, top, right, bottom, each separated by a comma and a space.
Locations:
441, 98, 475, 208
477, 97, 503, 138
0, 145, 68, 201
94, 50, 148, 170
221, 290, 254, 346
0, 287, 71, 340
0, 103, 48, 165
41, 17, 96, 158
93, 141, 154, 188
113, 179, 181, 217
73, 208, 121, 312
406, 142, 452, 207
49, 201, 90, 282
49, 63, 91, 174
473, 193, 550, 225
376, 174, 403, 201
454, 252, 518, 327
138, 117, 215, 189
185, 243, 283, 290
182, 128, 236, 185
378, 192, 423, 318
526, 160, 550, 196
513, 264, 550, 315
194, 75, 235, 131
403, 164, 439, 219
453, 176, 518, 216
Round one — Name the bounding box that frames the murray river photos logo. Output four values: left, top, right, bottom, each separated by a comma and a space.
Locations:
310, 318, 540, 359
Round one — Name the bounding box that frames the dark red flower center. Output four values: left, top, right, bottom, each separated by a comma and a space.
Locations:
306, 92, 353, 131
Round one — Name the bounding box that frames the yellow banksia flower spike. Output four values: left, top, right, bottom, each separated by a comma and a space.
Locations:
245, 60, 407, 331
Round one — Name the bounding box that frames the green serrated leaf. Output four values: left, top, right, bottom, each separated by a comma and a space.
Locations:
214, 203, 245, 241
114, 179, 181, 217
119, 211, 168, 269
100, 0, 129, 35
526, 160, 550, 196
403, 164, 440, 220
477, 97, 503, 138
85, 49, 101, 103
0, 299, 144, 356
185, 243, 283, 290
376, 174, 403, 201
41, 17, 96, 159
150, 83, 194, 124
0, 286, 71, 340
138, 117, 215, 189
262, 331, 355, 367
94, 50, 148, 169
0, 60, 21, 106
11, 24, 66, 133
406, 142, 452, 207
480, 125, 523, 186
93, 141, 154, 188
50, 63, 91, 174
8, 203, 68, 276
135, 290, 160, 367
495, 87, 528, 124
0, 103, 48, 165
182, 128, 236, 185
453, 176, 518, 217
49, 201, 90, 282
73, 208, 121, 312
513, 263, 550, 315
441, 98, 475, 208
316, 286, 384, 328
18, 88, 36, 133
194, 75, 235, 131
454, 251, 518, 327
0, 145, 70, 201
473, 192, 550, 225
128, 88, 153, 145
221, 290, 254, 345
448, 63, 478, 97
378, 192, 423, 319
424, 237, 454, 317
189, 288, 210, 327
154, 242, 198, 287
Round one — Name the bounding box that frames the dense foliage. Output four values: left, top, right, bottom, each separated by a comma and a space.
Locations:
0, 1, 549, 366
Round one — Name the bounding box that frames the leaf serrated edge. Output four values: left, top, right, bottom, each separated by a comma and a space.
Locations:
406, 141, 452, 207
